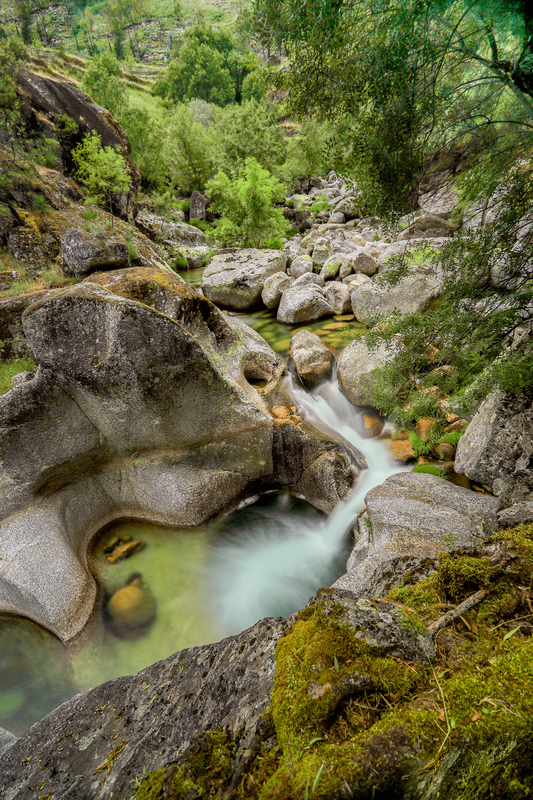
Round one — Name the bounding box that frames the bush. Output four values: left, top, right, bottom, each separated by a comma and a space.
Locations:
126, 239, 139, 260
189, 217, 210, 232
209, 157, 291, 249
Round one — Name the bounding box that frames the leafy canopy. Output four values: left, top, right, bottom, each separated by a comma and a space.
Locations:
72, 133, 131, 224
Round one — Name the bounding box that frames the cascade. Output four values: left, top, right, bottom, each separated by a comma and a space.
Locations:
205, 370, 403, 633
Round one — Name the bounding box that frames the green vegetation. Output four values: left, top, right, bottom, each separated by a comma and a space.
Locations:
72, 133, 132, 226
209, 157, 290, 248
411, 464, 447, 478
0, 356, 36, 394
133, 525, 533, 798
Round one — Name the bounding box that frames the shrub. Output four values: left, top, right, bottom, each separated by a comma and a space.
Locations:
209, 157, 291, 248
82, 207, 99, 221
126, 239, 139, 260
189, 217, 210, 233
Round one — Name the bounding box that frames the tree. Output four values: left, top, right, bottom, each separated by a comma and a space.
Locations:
155, 39, 235, 105
211, 99, 286, 176
83, 52, 126, 117
160, 104, 214, 194
209, 157, 290, 248
252, 0, 533, 211
72, 133, 132, 227
154, 23, 251, 107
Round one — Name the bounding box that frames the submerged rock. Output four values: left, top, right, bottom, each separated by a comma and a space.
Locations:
0, 268, 364, 641
107, 574, 156, 634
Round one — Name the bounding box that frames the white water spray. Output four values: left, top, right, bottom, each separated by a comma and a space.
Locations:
206, 373, 402, 635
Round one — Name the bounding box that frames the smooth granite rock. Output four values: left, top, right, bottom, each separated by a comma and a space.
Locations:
277, 285, 335, 324
335, 472, 500, 595
202, 248, 287, 309
61, 227, 130, 275
351, 267, 442, 325
337, 336, 399, 407
289, 329, 334, 386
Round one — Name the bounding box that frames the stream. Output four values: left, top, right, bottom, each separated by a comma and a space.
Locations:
0, 284, 399, 737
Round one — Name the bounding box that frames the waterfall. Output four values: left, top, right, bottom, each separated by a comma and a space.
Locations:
205, 372, 403, 635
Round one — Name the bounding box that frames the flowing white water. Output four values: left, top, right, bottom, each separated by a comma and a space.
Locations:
206, 373, 403, 634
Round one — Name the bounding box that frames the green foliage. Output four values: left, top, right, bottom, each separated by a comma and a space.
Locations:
439, 431, 465, 447
411, 464, 447, 479
188, 98, 213, 129
72, 133, 132, 224
189, 217, 210, 233
160, 104, 215, 194
309, 195, 329, 215
363, 168, 533, 421
276, 119, 329, 191
209, 157, 291, 248
125, 238, 138, 260
83, 51, 126, 116
154, 23, 244, 106
0, 356, 36, 395
211, 99, 286, 176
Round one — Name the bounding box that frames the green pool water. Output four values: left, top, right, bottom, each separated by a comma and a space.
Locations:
1, 267, 364, 737
0, 494, 339, 735
178, 266, 365, 355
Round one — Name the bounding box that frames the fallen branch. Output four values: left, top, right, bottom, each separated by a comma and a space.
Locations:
427, 590, 486, 637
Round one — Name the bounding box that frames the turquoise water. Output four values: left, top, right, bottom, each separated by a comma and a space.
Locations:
0, 273, 385, 737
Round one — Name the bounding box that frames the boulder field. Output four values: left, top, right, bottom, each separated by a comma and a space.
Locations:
0, 268, 366, 642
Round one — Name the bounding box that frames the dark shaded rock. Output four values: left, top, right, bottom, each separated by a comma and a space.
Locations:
0, 287, 55, 359
358, 555, 438, 598
61, 227, 130, 275
455, 391, 533, 505
7, 225, 47, 270
15, 71, 140, 215
497, 501, 533, 528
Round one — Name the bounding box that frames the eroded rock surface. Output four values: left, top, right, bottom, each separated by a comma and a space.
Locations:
0, 268, 365, 641
337, 336, 399, 407
289, 329, 334, 387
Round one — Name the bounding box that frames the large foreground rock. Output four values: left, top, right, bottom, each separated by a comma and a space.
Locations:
335, 472, 500, 595
337, 336, 399, 407
0, 268, 365, 641
455, 391, 533, 504
202, 248, 287, 309
0, 589, 433, 799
